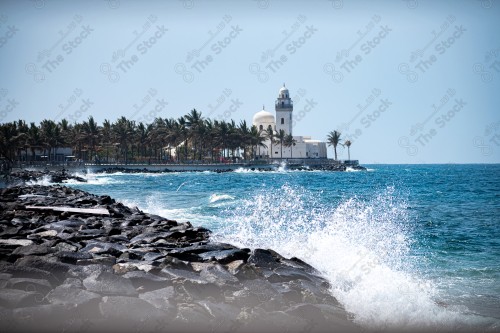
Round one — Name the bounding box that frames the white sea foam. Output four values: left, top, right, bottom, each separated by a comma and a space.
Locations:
209, 193, 235, 203
26, 175, 53, 186
212, 184, 479, 331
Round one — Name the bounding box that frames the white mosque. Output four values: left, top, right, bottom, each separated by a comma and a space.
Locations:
252, 84, 327, 159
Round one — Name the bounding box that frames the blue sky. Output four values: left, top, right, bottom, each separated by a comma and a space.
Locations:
0, 0, 499, 163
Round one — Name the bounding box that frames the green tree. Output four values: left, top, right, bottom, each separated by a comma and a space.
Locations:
265, 125, 275, 159
276, 129, 286, 159
327, 130, 342, 161
284, 133, 297, 159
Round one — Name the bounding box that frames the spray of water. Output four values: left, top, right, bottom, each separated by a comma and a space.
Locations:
212, 184, 472, 330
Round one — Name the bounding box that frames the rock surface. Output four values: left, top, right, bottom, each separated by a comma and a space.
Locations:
0, 184, 361, 333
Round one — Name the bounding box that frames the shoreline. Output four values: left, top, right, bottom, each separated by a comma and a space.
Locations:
7, 160, 366, 174
0, 179, 363, 333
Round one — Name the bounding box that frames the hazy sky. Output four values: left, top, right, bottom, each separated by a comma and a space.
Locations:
1, 0, 499, 163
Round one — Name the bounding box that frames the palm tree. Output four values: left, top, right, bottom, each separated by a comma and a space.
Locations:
265, 125, 275, 159
113, 116, 134, 164
276, 129, 286, 159
100, 119, 112, 163
284, 133, 297, 159
40, 119, 61, 161
343, 140, 352, 160
82, 116, 100, 162
327, 130, 342, 161
185, 109, 203, 160
249, 125, 267, 159
27, 122, 42, 161
238, 120, 251, 160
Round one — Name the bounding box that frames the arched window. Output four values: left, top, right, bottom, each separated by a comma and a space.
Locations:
281, 118, 284, 124
259, 125, 263, 130
281, 101, 284, 107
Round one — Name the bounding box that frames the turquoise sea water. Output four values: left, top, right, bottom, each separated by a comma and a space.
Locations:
54, 164, 499, 331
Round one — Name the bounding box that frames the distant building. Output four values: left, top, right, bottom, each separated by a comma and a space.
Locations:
252, 84, 327, 159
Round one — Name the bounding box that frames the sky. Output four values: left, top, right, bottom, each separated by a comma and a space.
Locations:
0, 0, 499, 164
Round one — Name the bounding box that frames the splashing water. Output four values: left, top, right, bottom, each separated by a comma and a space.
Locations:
212, 184, 477, 331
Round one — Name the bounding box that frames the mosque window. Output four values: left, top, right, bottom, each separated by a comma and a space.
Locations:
282, 101, 284, 107
281, 118, 284, 124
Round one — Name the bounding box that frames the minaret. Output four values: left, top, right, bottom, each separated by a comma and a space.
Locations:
275, 83, 293, 135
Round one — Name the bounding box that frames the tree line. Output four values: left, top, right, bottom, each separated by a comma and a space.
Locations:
1, 110, 352, 165
0, 109, 309, 165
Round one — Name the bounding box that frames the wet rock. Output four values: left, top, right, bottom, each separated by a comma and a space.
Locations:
199, 263, 240, 287
122, 270, 169, 291
247, 249, 281, 269
0, 239, 34, 247
14, 256, 70, 283
198, 249, 249, 264
46, 284, 101, 307
0, 288, 39, 308
12, 244, 54, 256
98, 296, 166, 321
57, 251, 92, 264
138, 286, 176, 313
83, 271, 138, 296
6, 278, 52, 295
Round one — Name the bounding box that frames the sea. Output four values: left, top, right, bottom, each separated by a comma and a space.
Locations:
32, 164, 500, 331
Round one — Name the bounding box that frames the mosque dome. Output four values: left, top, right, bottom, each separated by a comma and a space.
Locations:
252, 106, 275, 130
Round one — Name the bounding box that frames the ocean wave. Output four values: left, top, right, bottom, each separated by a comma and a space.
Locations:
212, 184, 480, 330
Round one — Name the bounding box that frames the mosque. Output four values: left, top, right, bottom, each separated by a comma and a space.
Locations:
252, 84, 327, 159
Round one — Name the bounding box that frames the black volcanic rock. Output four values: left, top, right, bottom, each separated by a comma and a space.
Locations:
0, 183, 361, 333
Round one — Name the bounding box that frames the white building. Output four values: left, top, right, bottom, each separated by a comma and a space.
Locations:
252, 84, 327, 159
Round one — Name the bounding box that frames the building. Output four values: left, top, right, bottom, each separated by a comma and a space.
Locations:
252, 84, 327, 159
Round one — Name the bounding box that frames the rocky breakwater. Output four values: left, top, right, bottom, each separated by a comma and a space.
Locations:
5, 169, 87, 185
0, 185, 360, 333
